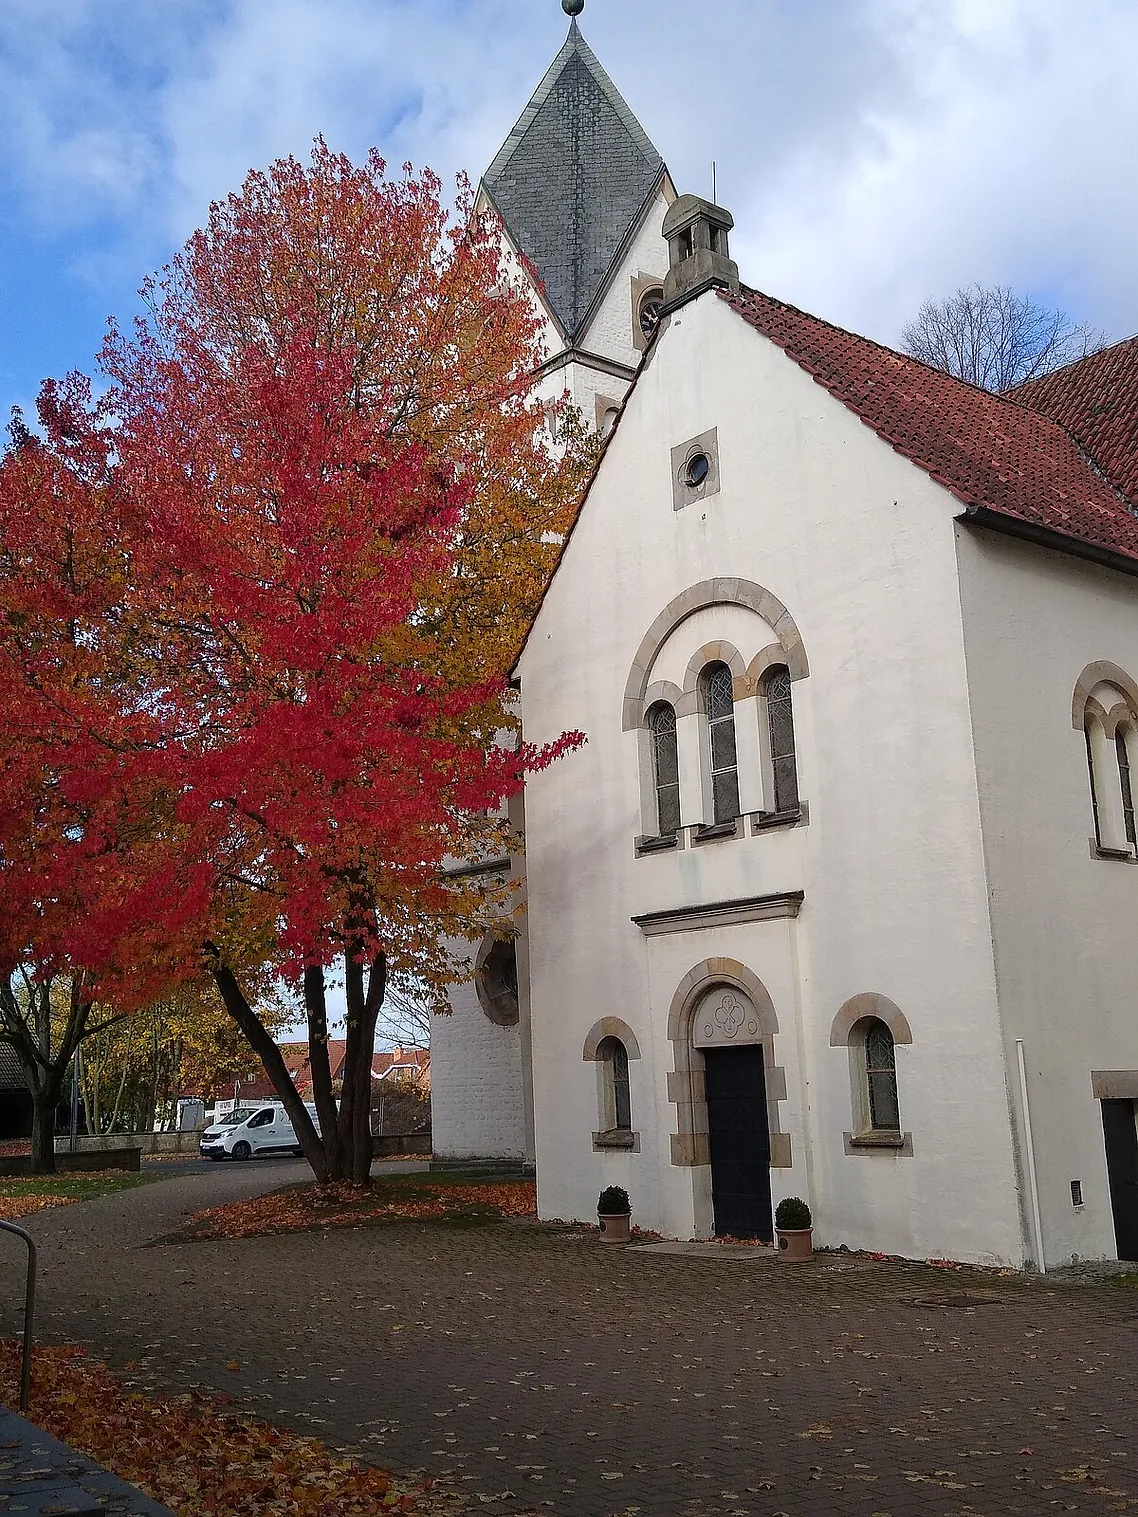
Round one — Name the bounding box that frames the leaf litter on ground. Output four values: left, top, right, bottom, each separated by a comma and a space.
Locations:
180, 1177, 537, 1242
0, 1339, 443, 1515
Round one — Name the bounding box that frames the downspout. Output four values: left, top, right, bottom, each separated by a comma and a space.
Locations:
1016, 1039, 1046, 1273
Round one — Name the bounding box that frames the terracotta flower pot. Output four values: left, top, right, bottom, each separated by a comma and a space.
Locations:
598, 1211, 631, 1243
776, 1227, 813, 1262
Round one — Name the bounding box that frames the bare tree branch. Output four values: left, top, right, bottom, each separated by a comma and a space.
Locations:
900, 284, 1108, 393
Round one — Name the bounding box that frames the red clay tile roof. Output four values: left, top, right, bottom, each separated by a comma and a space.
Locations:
724, 288, 1138, 567
1007, 336, 1138, 510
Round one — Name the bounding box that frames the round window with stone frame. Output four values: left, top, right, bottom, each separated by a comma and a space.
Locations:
637, 287, 664, 342
685, 451, 711, 489
475, 936, 520, 1027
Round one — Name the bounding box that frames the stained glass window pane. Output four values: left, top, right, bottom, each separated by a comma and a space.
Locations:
648, 703, 680, 836
1117, 729, 1136, 847
765, 666, 799, 813
601, 1037, 632, 1131
710, 718, 738, 772
712, 768, 740, 826
1086, 722, 1101, 845
702, 663, 740, 825
865, 1021, 899, 1131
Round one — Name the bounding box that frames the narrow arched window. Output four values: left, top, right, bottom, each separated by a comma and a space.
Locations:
865, 1021, 900, 1132
763, 665, 799, 814
647, 702, 681, 836
1086, 720, 1102, 847
598, 1037, 632, 1132
701, 662, 739, 825
1117, 728, 1136, 848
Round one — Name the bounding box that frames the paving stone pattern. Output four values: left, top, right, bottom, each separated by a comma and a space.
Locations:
0, 1406, 174, 1514
3, 1163, 1138, 1517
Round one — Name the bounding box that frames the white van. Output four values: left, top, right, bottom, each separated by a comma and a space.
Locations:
198, 1102, 319, 1161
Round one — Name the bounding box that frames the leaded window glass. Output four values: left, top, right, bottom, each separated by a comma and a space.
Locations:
701, 663, 739, 825
1118, 729, 1136, 847
1086, 721, 1102, 846
648, 702, 680, 836
865, 1021, 900, 1132
764, 666, 799, 814
599, 1037, 632, 1131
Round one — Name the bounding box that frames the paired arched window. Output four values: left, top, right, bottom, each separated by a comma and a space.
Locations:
1080, 673, 1138, 855
762, 665, 799, 815
701, 662, 740, 825
598, 1036, 632, 1132
647, 701, 681, 837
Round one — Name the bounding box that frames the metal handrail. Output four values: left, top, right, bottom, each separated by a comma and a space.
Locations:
0, 1220, 36, 1413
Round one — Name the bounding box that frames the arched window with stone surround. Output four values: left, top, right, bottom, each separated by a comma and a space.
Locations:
762, 664, 799, 815
647, 701, 681, 837
1073, 666, 1138, 856
700, 661, 740, 825
597, 1037, 632, 1133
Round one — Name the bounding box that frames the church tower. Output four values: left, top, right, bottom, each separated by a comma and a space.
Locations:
476, 3, 675, 432
430, 7, 674, 1169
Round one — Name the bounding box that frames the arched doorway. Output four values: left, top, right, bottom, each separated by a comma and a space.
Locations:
692, 985, 773, 1241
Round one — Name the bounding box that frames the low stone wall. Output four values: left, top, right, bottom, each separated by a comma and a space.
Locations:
52, 1131, 203, 1156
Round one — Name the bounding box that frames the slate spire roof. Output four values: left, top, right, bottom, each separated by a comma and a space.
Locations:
483, 19, 666, 342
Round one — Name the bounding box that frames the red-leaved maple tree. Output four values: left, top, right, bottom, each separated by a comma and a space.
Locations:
0, 144, 588, 1181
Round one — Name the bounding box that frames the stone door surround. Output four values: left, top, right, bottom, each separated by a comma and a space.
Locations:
666, 958, 791, 1169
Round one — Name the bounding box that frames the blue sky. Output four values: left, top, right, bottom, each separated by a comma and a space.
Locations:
3, 0, 1137, 425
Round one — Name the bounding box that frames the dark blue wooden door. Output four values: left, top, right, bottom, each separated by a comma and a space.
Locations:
1102, 1099, 1138, 1262
703, 1045, 773, 1241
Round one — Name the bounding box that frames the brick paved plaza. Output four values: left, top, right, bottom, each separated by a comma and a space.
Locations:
3, 1162, 1137, 1517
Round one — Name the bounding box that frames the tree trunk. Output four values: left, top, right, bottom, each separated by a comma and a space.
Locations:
304, 966, 344, 1181
29, 1083, 59, 1174
206, 948, 329, 1180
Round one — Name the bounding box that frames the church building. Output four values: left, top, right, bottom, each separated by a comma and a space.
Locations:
432, 5, 1138, 1271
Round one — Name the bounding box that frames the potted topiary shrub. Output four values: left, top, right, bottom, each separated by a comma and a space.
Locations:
774, 1196, 813, 1261
597, 1185, 632, 1244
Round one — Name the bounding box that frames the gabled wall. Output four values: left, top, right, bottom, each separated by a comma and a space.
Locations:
957, 526, 1138, 1265
517, 292, 1026, 1264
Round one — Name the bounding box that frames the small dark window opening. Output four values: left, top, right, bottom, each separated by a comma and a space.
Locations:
1086, 721, 1102, 846
764, 666, 799, 814
865, 1021, 900, 1132
599, 1037, 632, 1132
679, 227, 694, 260
701, 662, 740, 825
685, 452, 710, 488
1117, 728, 1136, 847
648, 702, 681, 836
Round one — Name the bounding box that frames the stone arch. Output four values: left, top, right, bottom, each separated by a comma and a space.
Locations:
1071, 661, 1138, 730
622, 579, 809, 731
676, 641, 747, 717
582, 1017, 642, 1061
829, 992, 913, 1048
666, 958, 791, 1173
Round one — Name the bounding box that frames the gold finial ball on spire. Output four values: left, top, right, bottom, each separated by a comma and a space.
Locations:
562, 0, 585, 15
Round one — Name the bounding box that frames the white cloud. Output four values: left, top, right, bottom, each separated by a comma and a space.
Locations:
1, 0, 1135, 347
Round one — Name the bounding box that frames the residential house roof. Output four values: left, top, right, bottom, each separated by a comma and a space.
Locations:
482, 20, 666, 342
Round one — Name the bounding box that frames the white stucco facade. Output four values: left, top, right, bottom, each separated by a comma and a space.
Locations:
957, 528, 1138, 1266
518, 293, 1035, 1265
